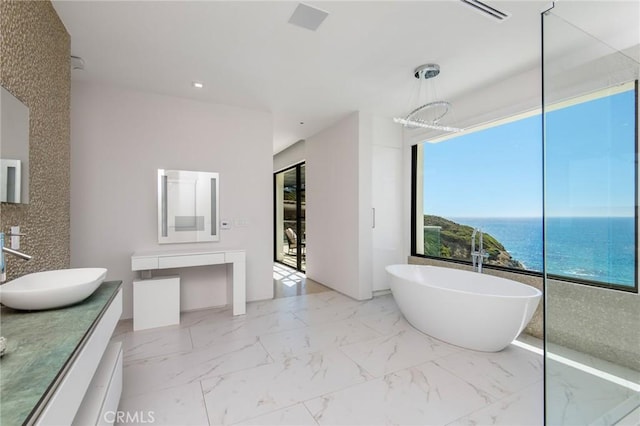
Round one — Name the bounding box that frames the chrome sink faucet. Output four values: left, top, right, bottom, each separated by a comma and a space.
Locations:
1, 231, 32, 283
471, 228, 488, 273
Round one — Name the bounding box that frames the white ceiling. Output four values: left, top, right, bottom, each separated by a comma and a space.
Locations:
50, 1, 634, 154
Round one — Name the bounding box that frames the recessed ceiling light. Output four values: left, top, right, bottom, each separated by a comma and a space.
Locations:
192, 81, 204, 89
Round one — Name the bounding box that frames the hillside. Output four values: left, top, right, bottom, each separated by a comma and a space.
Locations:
423, 215, 524, 269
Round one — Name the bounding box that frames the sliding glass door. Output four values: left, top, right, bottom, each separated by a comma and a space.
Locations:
274, 163, 305, 272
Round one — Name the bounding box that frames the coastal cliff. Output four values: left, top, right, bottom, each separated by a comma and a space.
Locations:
423, 215, 524, 269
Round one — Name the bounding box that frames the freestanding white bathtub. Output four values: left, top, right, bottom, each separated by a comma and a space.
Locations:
386, 264, 541, 352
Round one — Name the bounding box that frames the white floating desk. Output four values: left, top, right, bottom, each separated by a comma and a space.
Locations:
131, 248, 246, 316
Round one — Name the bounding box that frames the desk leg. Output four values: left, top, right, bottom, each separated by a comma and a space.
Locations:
228, 258, 246, 316
233, 261, 247, 315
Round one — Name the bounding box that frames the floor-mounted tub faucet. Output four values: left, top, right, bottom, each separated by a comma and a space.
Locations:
471, 228, 488, 273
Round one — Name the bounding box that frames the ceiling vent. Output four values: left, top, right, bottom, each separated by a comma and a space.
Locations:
460, 0, 511, 22
288, 3, 329, 31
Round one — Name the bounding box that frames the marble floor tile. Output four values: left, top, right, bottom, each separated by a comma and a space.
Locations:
179, 306, 230, 328
293, 296, 398, 327
593, 394, 640, 426
236, 404, 318, 426
546, 358, 636, 425
358, 310, 413, 336
245, 293, 332, 319
201, 348, 372, 425
259, 319, 382, 360
548, 342, 640, 387
189, 310, 307, 347
116, 382, 208, 426
122, 337, 272, 398
274, 275, 331, 299
246, 289, 358, 317
306, 290, 361, 307
244, 297, 301, 318
121, 326, 193, 364
448, 381, 543, 426
304, 361, 496, 426
364, 293, 398, 309
432, 345, 543, 400
114, 275, 640, 426
340, 328, 460, 377
616, 406, 640, 426
113, 319, 133, 339
281, 291, 361, 313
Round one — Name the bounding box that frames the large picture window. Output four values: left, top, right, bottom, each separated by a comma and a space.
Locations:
412, 82, 637, 291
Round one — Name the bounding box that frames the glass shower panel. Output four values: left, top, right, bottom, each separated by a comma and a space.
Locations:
543, 3, 639, 425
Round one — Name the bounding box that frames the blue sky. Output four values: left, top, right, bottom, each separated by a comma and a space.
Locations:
423, 113, 543, 218
422, 88, 636, 218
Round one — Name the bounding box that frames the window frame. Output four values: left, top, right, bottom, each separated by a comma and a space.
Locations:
273, 161, 306, 272
410, 81, 639, 294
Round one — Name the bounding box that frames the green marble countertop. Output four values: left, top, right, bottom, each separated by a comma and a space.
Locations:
0, 281, 122, 426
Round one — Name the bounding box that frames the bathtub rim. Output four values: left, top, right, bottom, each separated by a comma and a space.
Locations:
386, 264, 542, 299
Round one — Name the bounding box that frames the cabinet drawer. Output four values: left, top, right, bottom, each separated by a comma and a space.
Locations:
131, 257, 159, 271
72, 342, 123, 426
158, 253, 225, 269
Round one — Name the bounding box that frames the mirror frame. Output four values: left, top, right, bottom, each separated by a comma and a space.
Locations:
157, 169, 220, 244
0, 86, 30, 204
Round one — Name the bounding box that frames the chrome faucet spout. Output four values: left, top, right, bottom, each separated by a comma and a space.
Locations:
2, 246, 32, 261
1, 231, 32, 283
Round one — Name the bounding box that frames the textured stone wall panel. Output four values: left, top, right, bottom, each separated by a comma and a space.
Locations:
0, 0, 70, 279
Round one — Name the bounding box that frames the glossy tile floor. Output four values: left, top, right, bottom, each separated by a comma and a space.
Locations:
617, 407, 640, 425
273, 263, 330, 299
112, 288, 545, 425
545, 342, 640, 425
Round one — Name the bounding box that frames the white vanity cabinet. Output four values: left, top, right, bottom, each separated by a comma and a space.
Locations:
36, 289, 123, 425
0, 282, 123, 426
131, 248, 246, 318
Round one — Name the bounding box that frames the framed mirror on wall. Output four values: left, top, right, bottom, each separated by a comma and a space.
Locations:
157, 169, 220, 244
0, 86, 30, 204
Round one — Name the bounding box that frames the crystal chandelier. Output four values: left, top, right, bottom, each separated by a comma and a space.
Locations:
393, 64, 464, 133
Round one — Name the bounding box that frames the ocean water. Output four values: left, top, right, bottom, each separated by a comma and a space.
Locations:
450, 217, 636, 287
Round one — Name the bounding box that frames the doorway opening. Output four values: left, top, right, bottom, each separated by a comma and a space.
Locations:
274, 162, 305, 272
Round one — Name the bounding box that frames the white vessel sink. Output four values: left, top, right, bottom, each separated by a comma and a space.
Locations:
0, 268, 107, 310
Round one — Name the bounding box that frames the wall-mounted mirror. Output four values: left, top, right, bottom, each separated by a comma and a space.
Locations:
158, 169, 219, 243
0, 86, 29, 204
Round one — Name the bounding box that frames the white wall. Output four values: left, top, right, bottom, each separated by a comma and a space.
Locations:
71, 81, 273, 319
274, 139, 305, 172
306, 112, 372, 300
305, 112, 402, 298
